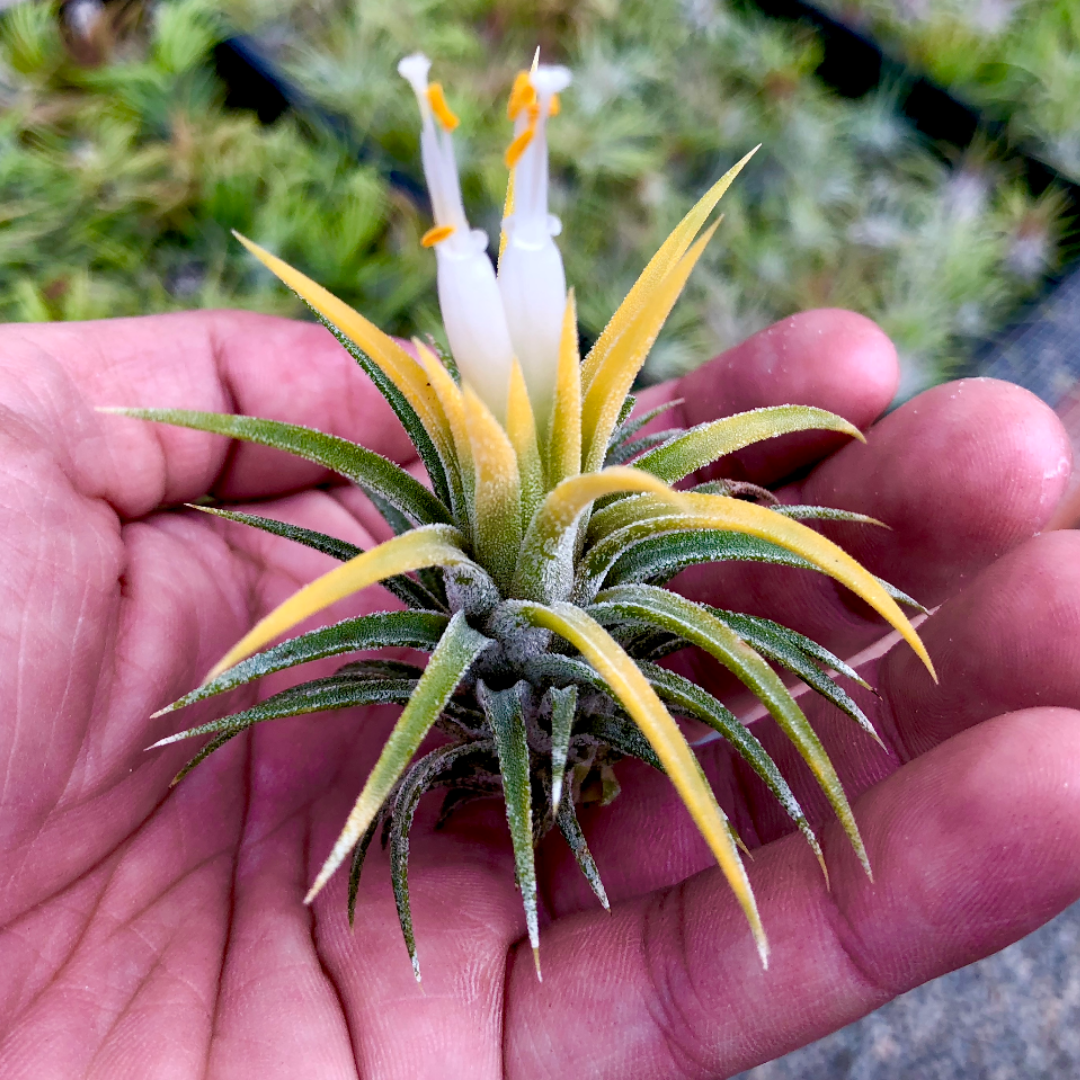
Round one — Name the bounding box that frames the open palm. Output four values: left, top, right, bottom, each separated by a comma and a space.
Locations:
1, 308, 1077, 1080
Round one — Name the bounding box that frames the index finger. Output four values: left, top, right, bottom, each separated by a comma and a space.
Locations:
635, 309, 900, 485
0, 310, 416, 519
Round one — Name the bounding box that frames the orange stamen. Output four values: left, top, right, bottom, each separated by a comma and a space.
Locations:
425, 83, 460, 131
421, 224, 456, 248
548, 93, 560, 117
505, 121, 536, 168
507, 71, 536, 121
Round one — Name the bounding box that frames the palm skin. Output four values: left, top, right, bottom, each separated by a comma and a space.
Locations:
0, 308, 1078, 1080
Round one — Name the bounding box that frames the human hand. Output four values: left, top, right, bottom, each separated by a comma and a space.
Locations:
0, 309, 1075, 1079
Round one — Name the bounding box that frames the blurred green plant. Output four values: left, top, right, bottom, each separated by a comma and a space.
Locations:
0, 0, 1064, 395
0, 0, 433, 330
822, 0, 1080, 181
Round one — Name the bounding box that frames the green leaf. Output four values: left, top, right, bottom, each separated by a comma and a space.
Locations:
335, 658, 426, 680
597, 526, 927, 618
524, 654, 612, 699
314, 312, 456, 512
480, 681, 542, 978
155, 610, 449, 716
606, 396, 682, 457
773, 506, 884, 526
639, 662, 824, 873
462, 385, 523, 594
556, 797, 609, 911
580, 509, 875, 601
170, 730, 237, 787
710, 609, 879, 742
188, 506, 446, 611
711, 611, 868, 687
634, 405, 863, 485
605, 428, 684, 466
548, 685, 577, 813
305, 611, 492, 903
609, 394, 638, 438
108, 407, 451, 527
347, 816, 382, 927
879, 579, 930, 615
591, 584, 868, 875
367, 490, 416, 536
389, 741, 495, 982
604, 529, 825, 587
149, 674, 418, 747
582, 715, 663, 772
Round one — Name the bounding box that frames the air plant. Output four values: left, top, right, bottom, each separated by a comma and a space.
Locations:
111, 54, 935, 981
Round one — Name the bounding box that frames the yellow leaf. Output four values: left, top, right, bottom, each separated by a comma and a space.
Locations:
205, 525, 469, 680
635, 405, 866, 485
463, 384, 522, 591
581, 147, 758, 390
413, 340, 471, 479
546, 289, 582, 486
521, 601, 768, 966
514, 467, 683, 601
581, 223, 719, 471
507, 360, 544, 529
234, 232, 451, 453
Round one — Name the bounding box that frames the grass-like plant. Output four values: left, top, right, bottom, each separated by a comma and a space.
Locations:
820, 0, 1080, 181
111, 54, 934, 979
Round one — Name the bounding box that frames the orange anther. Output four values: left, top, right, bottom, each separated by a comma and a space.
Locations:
507, 71, 536, 120
504, 122, 536, 168
421, 224, 456, 247
425, 83, 460, 131
548, 93, 560, 117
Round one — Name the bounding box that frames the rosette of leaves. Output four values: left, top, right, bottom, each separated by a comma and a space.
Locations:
110, 77, 934, 982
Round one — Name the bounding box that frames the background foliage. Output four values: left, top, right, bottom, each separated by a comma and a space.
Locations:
823, 0, 1080, 181
0, 0, 1068, 395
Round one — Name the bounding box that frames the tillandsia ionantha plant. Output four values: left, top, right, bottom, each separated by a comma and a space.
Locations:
108, 53, 936, 981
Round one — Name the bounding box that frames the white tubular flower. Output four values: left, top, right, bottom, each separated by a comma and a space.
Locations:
498, 63, 572, 426
398, 53, 515, 422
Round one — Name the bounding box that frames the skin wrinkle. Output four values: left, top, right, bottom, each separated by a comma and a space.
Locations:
84, 926, 187, 1075
306, 813, 363, 1080
2, 517, 121, 914
638, 880, 717, 1080
204, 732, 252, 1080
0, 860, 114, 1033
0, 812, 233, 1063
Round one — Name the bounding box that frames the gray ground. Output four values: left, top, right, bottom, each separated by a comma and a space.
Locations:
973, 268, 1080, 410
733, 900, 1080, 1079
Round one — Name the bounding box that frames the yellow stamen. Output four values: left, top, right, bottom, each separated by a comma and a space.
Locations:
505, 115, 538, 168
421, 224, 456, 248
426, 83, 460, 131
508, 71, 536, 121
548, 93, 560, 117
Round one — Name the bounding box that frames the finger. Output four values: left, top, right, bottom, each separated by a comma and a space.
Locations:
677, 377, 1071, 663
0, 311, 415, 519
883, 529, 1080, 758
507, 706, 1080, 1080
635, 309, 899, 484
